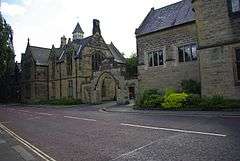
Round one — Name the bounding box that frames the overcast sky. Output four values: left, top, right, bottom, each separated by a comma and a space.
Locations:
1, 0, 180, 62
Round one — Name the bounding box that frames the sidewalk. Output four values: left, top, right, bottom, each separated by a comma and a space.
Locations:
103, 105, 240, 117
0, 124, 39, 161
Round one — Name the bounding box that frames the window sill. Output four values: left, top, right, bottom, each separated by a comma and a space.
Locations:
229, 11, 240, 18
235, 81, 240, 86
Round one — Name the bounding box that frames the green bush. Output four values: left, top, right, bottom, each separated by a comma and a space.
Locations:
143, 94, 164, 108
136, 89, 163, 109
181, 79, 201, 94
34, 99, 81, 106
162, 92, 189, 109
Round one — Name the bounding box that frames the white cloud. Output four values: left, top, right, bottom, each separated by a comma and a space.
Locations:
3, 0, 181, 62
2, 2, 26, 17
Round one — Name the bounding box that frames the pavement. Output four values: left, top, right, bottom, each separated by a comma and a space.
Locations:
0, 124, 43, 161
0, 103, 240, 161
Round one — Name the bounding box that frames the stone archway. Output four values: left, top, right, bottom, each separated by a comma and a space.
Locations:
94, 72, 119, 102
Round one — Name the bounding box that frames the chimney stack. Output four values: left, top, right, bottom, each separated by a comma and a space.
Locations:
60, 35, 66, 47
92, 19, 101, 35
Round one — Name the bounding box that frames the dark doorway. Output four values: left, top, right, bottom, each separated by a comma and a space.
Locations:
128, 87, 135, 99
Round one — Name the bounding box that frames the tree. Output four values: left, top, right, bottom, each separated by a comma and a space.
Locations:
125, 53, 138, 79
0, 13, 16, 102
0, 13, 14, 77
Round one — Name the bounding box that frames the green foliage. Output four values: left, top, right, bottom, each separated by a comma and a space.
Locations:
34, 99, 82, 106
162, 92, 189, 109
0, 13, 14, 77
126, 53, 138, 79
181, 79, 201, 94
137, 89, 163, 109
143, 94, 164, 109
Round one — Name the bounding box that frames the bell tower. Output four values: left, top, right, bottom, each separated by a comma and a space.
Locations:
72, 22, 84, 41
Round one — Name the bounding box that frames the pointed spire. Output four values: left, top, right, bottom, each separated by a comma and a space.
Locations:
72, 22, 84, 40
27, 38, 30, 46
72, 22, 84, 34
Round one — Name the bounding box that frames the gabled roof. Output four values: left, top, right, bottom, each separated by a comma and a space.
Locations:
135, 0, 195, 36
29, 46, 50, 66
55, 36, 92, 63
108, 42, 126, 64
72, 22, 84, 34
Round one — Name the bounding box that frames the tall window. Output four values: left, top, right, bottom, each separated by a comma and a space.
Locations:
148, 50, 164, 67
68, 80, 73, 98
66, 55, 72, 75
51, 61, 55, 79
92, 52, 104, 71
236, 49, 240, 81
52, 82, 56, 99
178, 44, 197, 63
229, 0, 240, 13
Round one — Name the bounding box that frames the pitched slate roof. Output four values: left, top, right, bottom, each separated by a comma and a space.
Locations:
56, 36, 92, 62
72, 22, 84, 34
29, 46, 50, 66
108, 42, 126, 64
135, 0, 195, 36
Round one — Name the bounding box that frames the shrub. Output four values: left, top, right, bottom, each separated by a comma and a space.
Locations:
136, 89, 163, 109
181, 79, 201, 94
34, 99, 81, 106
143, 94, 164, 108
162, 92, 189, 109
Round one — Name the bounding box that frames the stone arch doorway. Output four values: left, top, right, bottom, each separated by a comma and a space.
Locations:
95, 72, 119, 102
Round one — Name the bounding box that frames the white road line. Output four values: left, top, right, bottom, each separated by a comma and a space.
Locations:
121, 123, 227, 137
36, 112, 53, 116
64, 116, 97, 122
111, 141, 157, 161
0, 123, 56, 161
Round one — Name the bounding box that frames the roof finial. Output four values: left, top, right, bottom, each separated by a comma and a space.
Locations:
27, 38, 30, 46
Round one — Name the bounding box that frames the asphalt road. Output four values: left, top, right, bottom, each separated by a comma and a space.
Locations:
0, 104, 240, 161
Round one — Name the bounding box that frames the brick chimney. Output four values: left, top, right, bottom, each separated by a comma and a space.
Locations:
60, 35, 66, 47
92, 19, 101, 35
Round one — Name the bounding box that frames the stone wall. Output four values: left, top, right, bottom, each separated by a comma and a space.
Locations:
193, 0, 240, 99
137, 22, 200, 93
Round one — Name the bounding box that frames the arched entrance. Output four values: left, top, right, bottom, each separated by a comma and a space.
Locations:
95, 72, 119, 102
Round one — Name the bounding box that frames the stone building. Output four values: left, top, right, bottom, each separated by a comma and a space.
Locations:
21, 19, 137, 104
21, 40, 50, 101
136, 0, 240, 99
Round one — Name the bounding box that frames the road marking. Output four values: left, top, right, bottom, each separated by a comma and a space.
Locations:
36, 112, 53, 116
64, 116, 97, 122
111, 140, 157, 161
0, 123, 56, 161
13, 145, 35, 161
121, 123, 226, 137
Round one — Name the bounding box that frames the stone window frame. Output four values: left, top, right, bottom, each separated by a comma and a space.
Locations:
92, 52, 104, 71
147, 50, 164, 67
52, 82, 56, 99
234, 48, 240, 86
68, 80, 73, 98
178, 43, 197, 63
228, 0, 240, 16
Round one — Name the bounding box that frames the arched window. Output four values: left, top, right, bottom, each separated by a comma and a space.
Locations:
92, 52, 104, 71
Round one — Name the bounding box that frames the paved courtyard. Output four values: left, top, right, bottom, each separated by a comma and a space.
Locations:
0, 104, 240, 161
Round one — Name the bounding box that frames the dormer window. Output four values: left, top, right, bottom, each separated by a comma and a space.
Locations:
228, 0, 240, 14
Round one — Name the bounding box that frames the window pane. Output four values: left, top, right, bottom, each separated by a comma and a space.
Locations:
178, 47, 184, 62
184, 46, 191, 62
148, 53, 153, 67
154, 52, 158, 66
158, 51, 164, 65
191, 45, 197, 61
236, 49, 240, 80
232, 0, 240, 12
